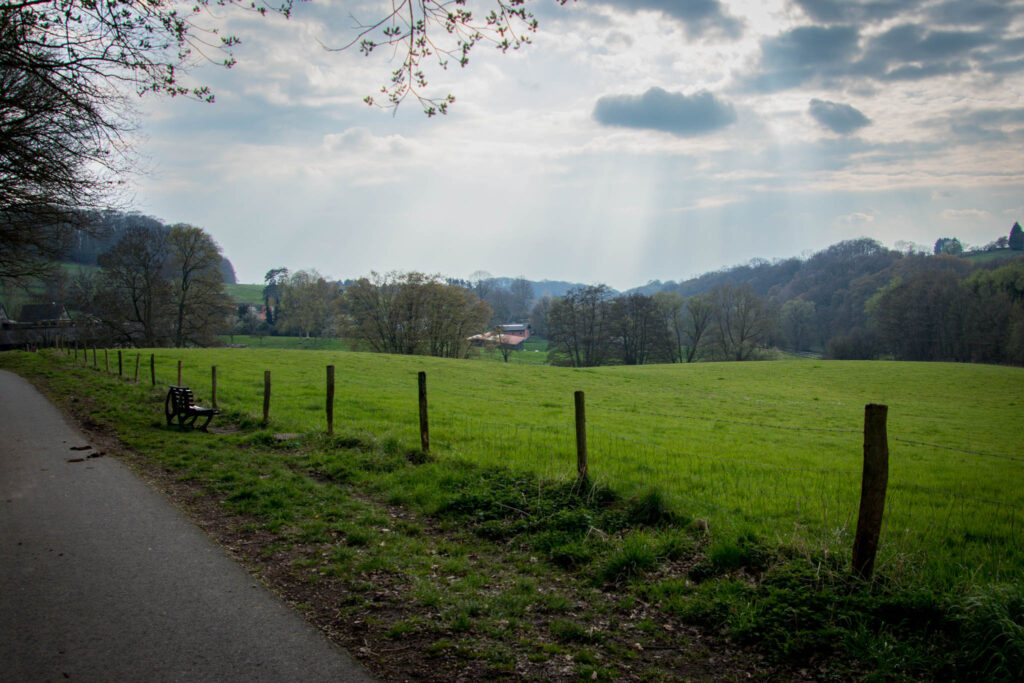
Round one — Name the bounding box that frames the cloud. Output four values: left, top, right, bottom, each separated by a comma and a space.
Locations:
746, 5, 1021, 92
928, 0, 1019, 28
593, 87, 737, 137
746, 25, 860, 90
793, 0, 920, 24
594, 0, 743, 39
321, 128, 414, 156
834, 211, 877, 226
858, 24, 988, 75
808, 99, 871, 134
942, 208, 991, 221
927, 107, 1024, 143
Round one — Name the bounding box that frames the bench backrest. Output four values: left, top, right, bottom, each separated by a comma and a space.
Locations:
168, 386, 197, 411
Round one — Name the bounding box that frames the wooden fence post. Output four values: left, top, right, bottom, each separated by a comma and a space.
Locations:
211, 366, 218, 410
418, 371, 429, 454
326, 365, 335, 436
574, 390, 589, 485
177, 360, 182, 386
263, 370, 271, 427
117, 350, 123, 377
852, 404, 889, 580
134, 354, 140, 383
104, 348, 109, 373
93, 348, 97, 369
150, 354, 155, 386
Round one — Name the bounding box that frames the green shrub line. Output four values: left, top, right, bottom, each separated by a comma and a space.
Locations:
4, 349, 1023, 678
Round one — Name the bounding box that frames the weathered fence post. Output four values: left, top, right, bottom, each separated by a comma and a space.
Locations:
575, 390, 589, 485
263, 370, 271, 427
211, 366, 218, 410
117, 350, 123, 377
326, 365, 335, 436
134, 354, 140, 383
104, 348, 109, 373
150, 354, 155, 386
852, 403, 889, 580
418, 371, 429, 454
177, 360, 182, 386
92, 347, 97, 369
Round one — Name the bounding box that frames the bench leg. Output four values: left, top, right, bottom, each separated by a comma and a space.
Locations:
197, 412, 215, 432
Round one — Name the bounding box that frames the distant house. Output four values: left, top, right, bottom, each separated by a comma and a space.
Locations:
468, 322, 533, 350
498, 323, 532, 339
19, 303, 71, 325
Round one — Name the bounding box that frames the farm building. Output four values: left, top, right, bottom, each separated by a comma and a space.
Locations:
468, 323, 533, 349
498, 323, 532, 338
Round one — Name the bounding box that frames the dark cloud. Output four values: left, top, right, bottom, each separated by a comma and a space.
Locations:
940, 107, 1024, 143
746, 25, 860, 91
865, 25, 988, 63
927, 0, 1018, 28
808, 99, 871, 134
793, 0, 920, 24
853, 25, 990, 81
983, 58, 1024, 75
595, 0, 743, 39
593, 87, 737, 136
745, 4, 1022, 92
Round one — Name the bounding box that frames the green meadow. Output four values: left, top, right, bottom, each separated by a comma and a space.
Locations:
141, 347, 1023, 591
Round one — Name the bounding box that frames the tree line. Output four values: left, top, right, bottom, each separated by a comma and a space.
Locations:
243, 232, 1024, 367
535, 284, 774, 367
236, 270, 493, 360
65, 224, 233, 347
637, 233, 1024, 366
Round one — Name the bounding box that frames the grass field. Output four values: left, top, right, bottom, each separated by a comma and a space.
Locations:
5, 347, 1024, 677
964, 250, 1023, 264
219, 334, 553, 365
220, 334, 352, 351
224, 283, 265, 305
121, 347, 1024, 591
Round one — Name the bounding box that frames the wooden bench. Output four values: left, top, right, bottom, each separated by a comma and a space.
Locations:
165, 386, 219, 431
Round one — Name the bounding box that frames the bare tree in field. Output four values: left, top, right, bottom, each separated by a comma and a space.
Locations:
708, 284, 772, 361
547, 285, 614, 367
609, 292, 665, 365
97, 225, 172, 346
168, 225, 232, 348
683, 294, 714, 362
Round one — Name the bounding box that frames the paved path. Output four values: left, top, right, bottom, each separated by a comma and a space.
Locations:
0, 369, 375, 682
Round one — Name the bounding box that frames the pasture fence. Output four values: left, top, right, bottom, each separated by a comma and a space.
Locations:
57, 348, 1024, 584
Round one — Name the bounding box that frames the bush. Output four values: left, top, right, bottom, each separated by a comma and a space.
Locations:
825, 328, 880, 360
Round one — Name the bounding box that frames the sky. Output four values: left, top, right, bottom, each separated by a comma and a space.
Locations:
132, 0, 1024, 289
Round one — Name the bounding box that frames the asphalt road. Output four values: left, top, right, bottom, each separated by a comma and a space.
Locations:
0, 369, 375, 682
